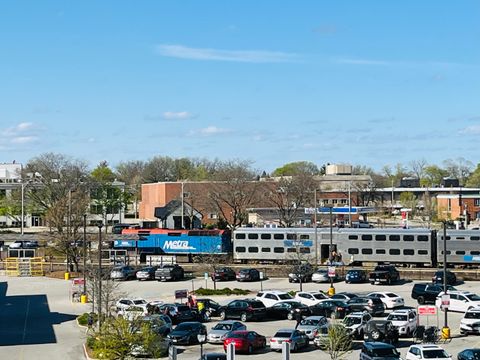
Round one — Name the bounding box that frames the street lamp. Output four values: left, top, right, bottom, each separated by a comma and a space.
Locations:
82, 214, 87, 303
197, 328, 207, 359
324, 204, 335, 296
97, 222, 104, 329
314, 189, 318, 266
442, 221, 450, 339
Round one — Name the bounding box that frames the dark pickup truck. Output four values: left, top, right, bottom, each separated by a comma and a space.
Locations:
155, 264, 185, 281
369, 265, 400, 285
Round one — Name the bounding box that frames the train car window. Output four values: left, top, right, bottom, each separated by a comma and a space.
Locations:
455, 237, 465, 240
300, 247, 310, 253
418, 235, 429, 242
261, 234, 271, 240
418, 250, 428, 255
236, 233, 246, 239
287, 234, 297, 240
375, 235, 386, 241
471, 236, 480, 241
403, 235, 414, 241
235, 246, 246, 252
261, 247, 271, 252
248, 247, 259, 253
376, 249, 386, 254
300, 234, 310, 240
440, 236, 451, 241
471, 251, 480, 255
403, 249, 414, 255
456, 250, 466, 255
274, 234, 285, 240
287, 248, 296, 253
168, 232, 182, 236
440, 250, 451, 255
274, 247, 285, 253
248, 233, 259, 240
362, 249, 373, 254
348, 248, 359, 254
361, 235, 372, 241
348, 235, 358, 240
389, 249, 400, 255
389, 235, 400, 241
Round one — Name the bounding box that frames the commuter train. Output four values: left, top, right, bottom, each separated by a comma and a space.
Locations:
232, 227, 480, 267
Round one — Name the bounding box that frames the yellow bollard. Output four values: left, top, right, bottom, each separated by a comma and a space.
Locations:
328, 286, 336, 296
64, 272, 70, 281
441, 327, 450, 339
80, 294, 88, 304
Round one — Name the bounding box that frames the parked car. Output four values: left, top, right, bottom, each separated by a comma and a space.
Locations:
110, 265, 137, 281
236, 268, 261, 282
296, 316, 328, 340
136, 266, 158, 280
195, 298, 222, 317
360, 342, 401, 360
295, 291, 328, 306
432, 270, 457, 286
347, 297, 384, 316
8, 240, 24, 249
116, 298, 148, 313
167, 322, 206, 345
363, 320, 399, 345
256, 290, 293, 307
270, 329, 309, 352
119, 305, 147, 321
207, 320, 246, 344
369, 265, 400, 285
141, 314, 172, 336
352, 220, 373, 228
460, 308, 480, 335
223, 330, 266, 354
405, 344, 452, 360
288, 263, 314, 283
436, 291, 480, 312
345, 269, 368, 283
211, 267, 236, 281
312, 269, 339, 283
367, 292, 405, 310
387, 309, 418, 336
313, 324, 334, 348
266, 301, 311, 320
411, 283, 456, 305
330, 292, 359, 301
155, 264, 185, 281
458, 349, 480, 360
219, 299, 267, 322
309, 299, 349, 319
343, 312, 372, 339
157, 303, 197, 324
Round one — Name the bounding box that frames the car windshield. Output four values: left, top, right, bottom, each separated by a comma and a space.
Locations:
134, 300, 147, 305
388, 314, 407, 321
466, 294, 480, 301
332, 300, 348, 307
314, 294, 326, 299
316, 270, 327, 274
386, 293, 398, 298
301, 319, 319, 326
465, 312, 480, 319
214, 323, 232, 331
228, 333, 247, 338
278, 294, 293, 300
423, 349, 449, 359
344, 317, 361, 326
372, 348, 399, 357
175, 324, 193, 331
467, 351, 480, 360
274, 331, 292, 338
240, 269, 250, 274
177, 305, 190, 312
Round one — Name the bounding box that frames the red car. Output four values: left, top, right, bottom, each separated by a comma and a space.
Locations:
223, 330, 266, 354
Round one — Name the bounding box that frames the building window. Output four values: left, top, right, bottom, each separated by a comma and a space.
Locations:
475, 199, 480, 206
332, 199, 338, 204
208, 213, 218, 219
340, 199, 348, 204
261, 234, 271, 240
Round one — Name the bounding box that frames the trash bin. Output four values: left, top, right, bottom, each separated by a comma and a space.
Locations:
64, 272, 70, 280
81, 294, 88, 304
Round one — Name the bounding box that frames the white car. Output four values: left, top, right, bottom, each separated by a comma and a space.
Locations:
405, 345, 452, 360
435, 291, 480, 313
368, 292, 404, 309
116, 298, 148, 312
460, 308, 480, 335
256, 290, 293, 307
295, 291, 328, 306
342, 312, 372, 339
387, 309, 417, 336
119, 305, 148, 321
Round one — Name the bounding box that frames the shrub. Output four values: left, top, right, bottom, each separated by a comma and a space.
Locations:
77, 312, 98, 326
194, 287, 250, 296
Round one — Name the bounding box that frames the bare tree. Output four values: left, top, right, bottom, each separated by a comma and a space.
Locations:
443, 157, 474, 184
410, 159, 428, 180
318, 323, 352, 360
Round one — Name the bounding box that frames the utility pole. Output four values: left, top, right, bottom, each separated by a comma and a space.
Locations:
97, 223, 104, 329
442, 221, 450, 339
82, 214, 87, 303
314, 189, 318, 266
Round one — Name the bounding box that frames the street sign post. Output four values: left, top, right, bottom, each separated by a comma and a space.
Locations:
441, 294, 450, 309
174, 289, 188, 301
328, 266, 336, 278
418, 305, 437, 315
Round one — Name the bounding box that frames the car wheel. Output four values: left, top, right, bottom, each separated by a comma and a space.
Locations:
240, 313, 248, 322
371, 330, 380, 340
287, 312, 294, 320
417, 296, 425, 305
220, 311, 226, 320
262, 340, 266, 348
370, 281, 375, 285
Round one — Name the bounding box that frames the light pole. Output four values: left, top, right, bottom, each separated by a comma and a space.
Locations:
97, 222, 104, 329
197, 329, 207, 359
442, 221, 450, 339
314, 189, 318, 266
82, 214, 87, 303
326, 204, 335, 295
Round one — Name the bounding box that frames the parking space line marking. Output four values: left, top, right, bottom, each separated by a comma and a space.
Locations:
22, 299, 30, 344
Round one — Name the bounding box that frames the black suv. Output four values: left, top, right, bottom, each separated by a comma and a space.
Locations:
360, 341, 400, 360
157, 303, 197, 324
236, 268, 261, 282
219, 299, 267, 322
411, 283, 457, 304
432, 270, 457, 286
155, 264, 185, 281
288, 263, 314, 283
347, 297, 384, 316
211, 267, 236, 281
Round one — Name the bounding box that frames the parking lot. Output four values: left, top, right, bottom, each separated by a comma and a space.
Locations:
1, 274, 480, 360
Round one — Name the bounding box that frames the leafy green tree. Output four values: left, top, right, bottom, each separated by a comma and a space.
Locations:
422, 165, 449, 187
317, 323, 352, 360
466, 163, 480, 188
399, 192, 418, 215
272, 161, 319, 177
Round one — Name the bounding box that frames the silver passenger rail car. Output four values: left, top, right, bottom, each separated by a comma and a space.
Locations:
437, 230, 480, 265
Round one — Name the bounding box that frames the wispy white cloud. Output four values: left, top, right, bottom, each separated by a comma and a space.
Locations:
1, 122, 41, 148
155, 44, 299, 63
11, 136, 38, 144
334, 58, 392, 66
2, 122, 34, 136
188, 126, 232, 137
459, 125, 480, 135
162, 111, 194, 120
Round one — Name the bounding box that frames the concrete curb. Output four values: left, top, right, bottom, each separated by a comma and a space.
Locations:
83, 343, 94, 360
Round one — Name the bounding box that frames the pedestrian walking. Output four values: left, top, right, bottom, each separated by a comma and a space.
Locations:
294, 309, 302, 329
86, 312, 94, 334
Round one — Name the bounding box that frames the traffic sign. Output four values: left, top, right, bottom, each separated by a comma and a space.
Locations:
418, 305, 437, 315
328, 266, 336, 278
441, 294, 450, 308
174, 289, 188, 299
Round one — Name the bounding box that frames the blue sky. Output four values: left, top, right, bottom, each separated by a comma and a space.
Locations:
1, 1, 479, 173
